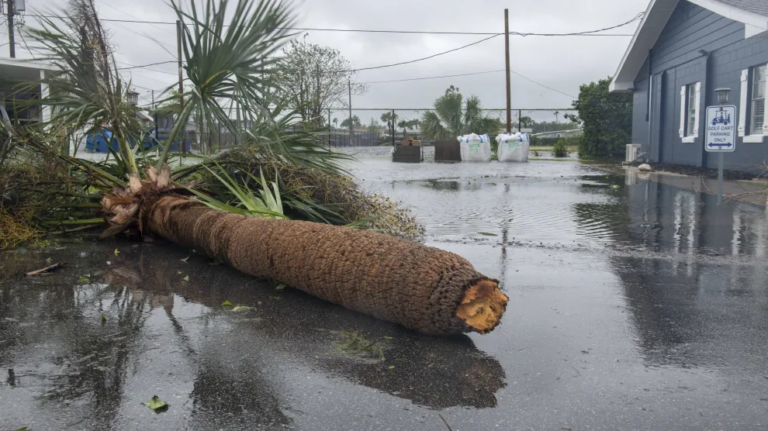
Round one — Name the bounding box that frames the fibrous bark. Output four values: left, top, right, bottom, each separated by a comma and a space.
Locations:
102, 168, 508, 335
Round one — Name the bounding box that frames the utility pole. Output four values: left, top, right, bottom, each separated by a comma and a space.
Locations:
151, 90, 155, 110
348, 79, 353, 147
504, 9, 512, 133
7, 0, 16, 58
176, 19, 186, 154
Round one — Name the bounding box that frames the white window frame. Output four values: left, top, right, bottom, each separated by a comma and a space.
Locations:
738, 65, 768, 143
680, 82, 701, 143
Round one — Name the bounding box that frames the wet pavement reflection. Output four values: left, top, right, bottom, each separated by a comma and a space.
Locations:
1, 148, 767, 430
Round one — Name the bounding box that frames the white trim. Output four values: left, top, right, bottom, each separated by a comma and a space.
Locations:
611, 0, 768, 92
763, 64, 768, 134
679, 85, 687, 138
0, 57, 56, 71
693, 82, 701, 138
744, 134, 765, 143
682, 136, 696, 143
610, 0, 678, 92
738, 69, 749, 137
689, 0, 768, 38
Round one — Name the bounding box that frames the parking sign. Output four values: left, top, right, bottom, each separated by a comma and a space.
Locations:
705, 105, 736, 152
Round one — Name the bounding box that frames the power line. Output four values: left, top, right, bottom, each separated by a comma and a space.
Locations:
363, 69, 506, 84
351, 34, 500, 72
116, 60, 176, 71
363, 68, 575, 100
27, 13, 641, 37
509, 70, 576, 99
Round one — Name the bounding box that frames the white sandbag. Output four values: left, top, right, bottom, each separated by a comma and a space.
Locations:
458, 133, 492, 162
496, 132, 529, 162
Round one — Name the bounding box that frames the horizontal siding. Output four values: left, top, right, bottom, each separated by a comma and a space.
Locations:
706, 32, 768, 173
650, 2, 745, 75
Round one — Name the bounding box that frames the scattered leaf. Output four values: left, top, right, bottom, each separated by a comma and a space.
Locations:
142, 395, 168, 412
114, 249, 120, 256
478, 232, 498, 237
182, 275, 189, 282
77, 276, 89, 283
383, 336, 394, 340
269, 296, 281, 300
388, 365, 395, 370
181, 256, 190, 263
46, 257, 53, 264
100, 316, 106, 322
611, 185, 620, 189
231, 306, 252, 312
275, 284, 286, 291
221, 300, 233, 308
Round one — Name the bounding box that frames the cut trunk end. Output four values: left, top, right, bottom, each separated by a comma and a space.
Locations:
457, 280, 509, 334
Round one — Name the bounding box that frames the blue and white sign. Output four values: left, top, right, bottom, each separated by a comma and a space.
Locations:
705, 105, 736, 152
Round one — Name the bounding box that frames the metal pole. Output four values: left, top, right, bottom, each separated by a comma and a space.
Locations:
717, 152, 724, 205
328, 108, 331, 150
504, 9, 511, 133
7, 0, 15, 58
391, 109, 395, 147
176, 20, 186, 154
348, 79, 353, 147
151, 90, 154, 110
518, 109, 522, 132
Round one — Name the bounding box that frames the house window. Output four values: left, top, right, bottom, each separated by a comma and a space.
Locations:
740, 65, 768, 142
686, 84, 698, 136
679, 82, 700, 142
751, 65, 766, 135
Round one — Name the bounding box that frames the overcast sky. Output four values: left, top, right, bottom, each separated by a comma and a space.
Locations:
7, 0, 649, 119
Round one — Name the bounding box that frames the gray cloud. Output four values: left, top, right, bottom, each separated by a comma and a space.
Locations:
10, 0, 648, 110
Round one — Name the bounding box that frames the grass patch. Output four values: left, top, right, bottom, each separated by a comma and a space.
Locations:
336, 330, 385, 360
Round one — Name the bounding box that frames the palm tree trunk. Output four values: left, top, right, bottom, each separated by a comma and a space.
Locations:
143, 194, 508, 335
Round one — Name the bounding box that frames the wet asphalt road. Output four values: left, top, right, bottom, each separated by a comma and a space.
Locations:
1, 147, 767, 430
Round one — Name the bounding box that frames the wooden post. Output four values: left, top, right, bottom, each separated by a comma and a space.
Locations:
7, 0, 15, 58
504, 9, 512, 133
348, 79, 353, 147
176, 19, 186, 154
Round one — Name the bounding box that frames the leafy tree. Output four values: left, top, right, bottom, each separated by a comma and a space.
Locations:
397, 119, 420, 137
366, 118, 382, 133
519, 116, 535, 128
568, 77, 631, 158
279, 37, 366, 125
332, 117, 338, 128
380, 112, 398, 130
421, 86, 500, 140
340, 115, 362, 129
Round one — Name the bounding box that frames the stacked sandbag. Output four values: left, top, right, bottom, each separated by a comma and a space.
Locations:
458, 133, 492, 162
496, 132, 530, 162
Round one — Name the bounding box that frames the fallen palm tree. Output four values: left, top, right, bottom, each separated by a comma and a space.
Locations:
102, 166, 508, 335
18, 0, 508, 335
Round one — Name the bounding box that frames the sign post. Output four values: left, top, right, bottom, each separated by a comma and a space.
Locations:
705, 104, 736, 205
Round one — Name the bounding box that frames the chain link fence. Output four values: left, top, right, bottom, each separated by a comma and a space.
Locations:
190, 108, 582, 151
325, 108, 580, 147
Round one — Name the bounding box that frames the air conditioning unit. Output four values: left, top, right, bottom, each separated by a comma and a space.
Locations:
625, 144, 642, 163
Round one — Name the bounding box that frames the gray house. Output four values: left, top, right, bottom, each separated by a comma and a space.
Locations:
611, 0, 768, 172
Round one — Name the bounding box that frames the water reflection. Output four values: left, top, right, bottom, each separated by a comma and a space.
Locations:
0, 242, 506, 430
106, 253, 506, 410
574, 173, 768, 372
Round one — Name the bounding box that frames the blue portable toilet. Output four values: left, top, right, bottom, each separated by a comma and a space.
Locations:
85, 130, 118, 153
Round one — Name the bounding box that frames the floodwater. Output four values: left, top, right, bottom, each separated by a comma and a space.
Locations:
2, 148, 767, 430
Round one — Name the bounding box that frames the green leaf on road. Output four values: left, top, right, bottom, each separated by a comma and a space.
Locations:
222, 300, 233, 308
231, 306, 252, 312
478, 232, 498, 236
142, 395, 168, 412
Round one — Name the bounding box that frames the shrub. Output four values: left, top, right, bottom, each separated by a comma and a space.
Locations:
552, 140, 570, 158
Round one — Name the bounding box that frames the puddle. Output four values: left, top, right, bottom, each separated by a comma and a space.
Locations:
1, 148, 767, 430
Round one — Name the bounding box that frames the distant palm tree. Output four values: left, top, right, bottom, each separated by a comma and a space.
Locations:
421, 86, 500, 140
333, 117, 338, 128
